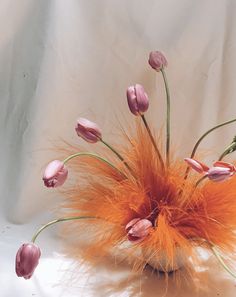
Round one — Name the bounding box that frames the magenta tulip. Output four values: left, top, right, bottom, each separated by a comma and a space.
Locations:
15, 243, 41, 279
125, 218, 152, 243
126, 84, 149, 116
148, 51, 168, 71
43, 160, 68, 187
75, 118, 102, 143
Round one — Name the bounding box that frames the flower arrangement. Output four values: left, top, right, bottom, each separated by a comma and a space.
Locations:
16, 51, 236, 287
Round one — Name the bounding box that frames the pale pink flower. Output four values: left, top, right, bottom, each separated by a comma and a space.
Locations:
126, 84, 149, 116
184, 158, 209, 173
15, 243, 41, 279
43, 160, 68, 188
213, 161, 236, 172
148, 51, 168, 71
184, 158, 236, 182
125, 218, 152, 243
207, 162, 235, 182
75, 118, 102, 143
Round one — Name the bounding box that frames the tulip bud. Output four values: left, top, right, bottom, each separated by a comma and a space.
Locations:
126, 84, 149, 116
125, 218, 152, 243
148, 51, 168, 71
184, 158, 209, 173
213, 161, 236, 172
15, 243, 41, 279
75, 118, 102, 143
207, 166, 234, 182
43, 160, 68, 188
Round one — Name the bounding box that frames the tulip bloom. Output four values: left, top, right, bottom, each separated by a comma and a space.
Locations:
148, 51, 168, 71
15, 243, 41, 279
208, 161, 235, 182
184, 158, 209, 173
43, 160, 68, 187
75, 118, 102, 143
184, 158, 236, 182
125, 218, 152, 243
126, 84, 149, 116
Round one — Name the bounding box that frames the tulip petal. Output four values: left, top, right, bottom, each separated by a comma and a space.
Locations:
43, 160, 68, 188
148, 51, 168, 71
135, 84, 149, 114
15, 243, 41, 279
126, 218, 152, 244
126, 86, 139, 115
184, 158, 209, 173
207, 167, 233, 182
125, 218, 141, 232
75, 118, 102, 143
213, 161, 235, 172
126, 84, 149, 116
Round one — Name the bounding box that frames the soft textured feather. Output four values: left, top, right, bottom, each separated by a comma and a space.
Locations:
58, 120, 236, 282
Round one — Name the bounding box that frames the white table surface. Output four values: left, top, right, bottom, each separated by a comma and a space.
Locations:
1, 215, 236, 297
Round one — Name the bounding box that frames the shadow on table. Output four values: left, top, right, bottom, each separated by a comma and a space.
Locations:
87, 254, 236, 297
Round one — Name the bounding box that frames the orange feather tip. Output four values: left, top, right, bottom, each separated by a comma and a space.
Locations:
58, 122, 236, 285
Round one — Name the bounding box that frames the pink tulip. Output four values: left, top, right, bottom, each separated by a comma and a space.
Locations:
15, 243, 41, 279
75, 118, 102, 143
213, 161, 236, 172
43, 160, 68, 187
126, 84, 149, 116
207, 166, 235, 182
184, 158, 236, 182
184, 158, 209, 173
148, 51, 168, 71
125, 218, 152, 243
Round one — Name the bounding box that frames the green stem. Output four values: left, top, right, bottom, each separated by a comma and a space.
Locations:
63, 152, 127, 178
195, 175, 208, 187
31, 216, 95, 243
218, 142, 236, 161
184, 118, 236, 180
141, 115, 165, 170
210, 244, 236, 279
192, 238, 236, 279
100, 139, 134, 176
160, 68, 170, 166
180, 175, 208, 208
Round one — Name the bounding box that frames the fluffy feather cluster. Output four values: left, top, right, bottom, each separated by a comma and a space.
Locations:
60, 123, 236, 276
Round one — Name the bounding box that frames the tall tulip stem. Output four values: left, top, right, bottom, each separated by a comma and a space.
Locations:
210, 244, 236, 279
218, 138, 236, 161
141, 115, 164, 169
63, 152, 127, 178
160, 68, 170, 166
100, 138, 134, 176
31, 216, 95, 243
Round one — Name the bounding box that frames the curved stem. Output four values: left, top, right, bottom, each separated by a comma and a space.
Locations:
141, 115, 164, 170
160, 68, 170, 166
180, 175, 208, 208
63, 152, 127, 178
195, 175, 208, 187
210, 245, 236, 279
100, 138, 135, 176
191, 238, 236, 279
31, 216, 95, 243
184, 118, 236, 180
218, 142, 236, 161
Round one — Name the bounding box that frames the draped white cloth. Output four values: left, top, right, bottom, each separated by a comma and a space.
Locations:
1, 0, 236, 296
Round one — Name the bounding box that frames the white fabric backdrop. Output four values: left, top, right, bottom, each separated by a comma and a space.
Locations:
1, 0, 236, 296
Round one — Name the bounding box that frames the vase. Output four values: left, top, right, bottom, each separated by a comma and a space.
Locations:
142, 247, 188, 273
